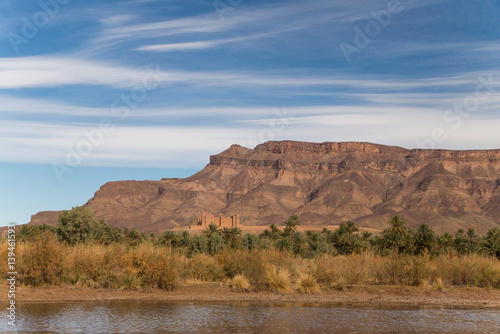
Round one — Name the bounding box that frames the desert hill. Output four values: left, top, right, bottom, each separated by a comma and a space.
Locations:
30, 141, 500, 234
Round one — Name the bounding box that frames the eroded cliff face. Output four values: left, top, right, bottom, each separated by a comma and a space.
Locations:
30, 141, 500, 233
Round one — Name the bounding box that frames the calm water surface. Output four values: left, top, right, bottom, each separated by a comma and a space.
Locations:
1, 300, 499, 333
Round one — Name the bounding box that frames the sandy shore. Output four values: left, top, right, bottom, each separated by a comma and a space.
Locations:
3, 283, 500, 308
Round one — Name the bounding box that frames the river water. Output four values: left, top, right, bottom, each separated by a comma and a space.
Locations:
1, 300, 499, 333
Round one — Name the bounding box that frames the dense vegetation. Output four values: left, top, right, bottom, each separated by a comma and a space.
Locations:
2, 207, 500, 293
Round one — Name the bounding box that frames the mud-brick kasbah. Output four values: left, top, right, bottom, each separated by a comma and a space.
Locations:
174, 213, 240, 230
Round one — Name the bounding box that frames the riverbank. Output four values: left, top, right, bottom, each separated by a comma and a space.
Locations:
3, 283, 500, 308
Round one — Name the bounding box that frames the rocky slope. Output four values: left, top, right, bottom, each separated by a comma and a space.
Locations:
30, 141, 500, 233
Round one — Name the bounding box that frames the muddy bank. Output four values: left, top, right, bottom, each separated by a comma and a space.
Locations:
3, 283, 500, 309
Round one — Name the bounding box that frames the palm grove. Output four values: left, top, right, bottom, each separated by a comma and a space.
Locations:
4, 206, 500, 292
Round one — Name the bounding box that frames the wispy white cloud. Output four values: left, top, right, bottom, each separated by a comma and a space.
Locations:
0, 56, 171, 89
2, 107, 499, 167
135, 40, 221, 52
133, 29, 290, 52
89, 0, 348, 53
0, 121, 257, 167
0, 95, 106, 116
100, 14, 135, 26
2, 55, 499, 94
5, 95, 498, 120
97, 13, 235, 43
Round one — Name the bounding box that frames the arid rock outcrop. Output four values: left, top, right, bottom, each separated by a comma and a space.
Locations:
30, 141, 500, 233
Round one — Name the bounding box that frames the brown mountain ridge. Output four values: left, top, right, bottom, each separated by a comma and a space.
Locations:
30, 141, 500, 234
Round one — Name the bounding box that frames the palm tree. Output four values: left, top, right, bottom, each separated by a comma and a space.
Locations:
293, 232, 307, 256
454, 229, 467, 255
383, 216, 409, 253
464, 228, 479, 255
388, 216, 408, 236
436, 232, 453, 254
159, 231, 178, 246
284, 214, 300, 238
333, 223, 361, 255
345, 220, 359, 238
483, 228, 500, 258
242, 233, 260, 251
270, 224, 281, 239
222, 226, 242, 249
308, 231, 330, 256
360, 231, 373, 252
180, 231, 191, 247
414, 224, 436, 254
382, 229, 405, 252
483, 237, 500, 258
361, 231, 372, 240
486, 227, 500, 240
203, 222, 220, 236
208, 233, 225, 255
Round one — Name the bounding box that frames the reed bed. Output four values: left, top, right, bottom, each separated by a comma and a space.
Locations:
2, 235, 499, 292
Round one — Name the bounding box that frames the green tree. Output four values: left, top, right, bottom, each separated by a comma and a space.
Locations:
276, 236, 292, 252
382, 216, 409, 253
283, 214, 301, 239
222, 226, 242, 249
483, 228, 500, 258
360, 231, 373, 252
332, 222, 361, 255
179, 231, 191, 247
436, 232, 453, 254
208, 233, 225, 255
454, 229, 467, 255
18, 224, 56, 242
414, 224, 436, 254
242, 233, 260, 251
202, 222, 224, 254
190, 234, 208, 254
124, 228, 145, 247
464, 228, 479, 255
307, 231, 330, 256
159, 231, 179, 247
293, 232, 307, 256
96, 220, 123, 245
345, 220, 359, 238
388, 216, 408, 236
262, 224, 281, 240
56, 206, 104, 245
203, 223, 220, 236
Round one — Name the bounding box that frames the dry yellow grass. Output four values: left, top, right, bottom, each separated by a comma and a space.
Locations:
296, 273, 321, 294
2, 238, 499, 292
265, 265, 293, 294
229, 274, 250, 292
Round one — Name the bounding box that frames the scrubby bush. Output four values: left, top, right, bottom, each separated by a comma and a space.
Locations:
296, 273, 320, 294
186, 253, 224, 282
230, 274, 250, 292
265, 265, 293, 294
18, 231, 64, 286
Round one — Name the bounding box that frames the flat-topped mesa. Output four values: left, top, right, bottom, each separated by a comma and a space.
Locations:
254, 140, 408, 155
207, 141, 408, 174
409, 148, 500, 161
208, 141, 500, 174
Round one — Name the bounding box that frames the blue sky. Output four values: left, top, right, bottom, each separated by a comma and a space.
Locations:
1, 0, 499, 226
